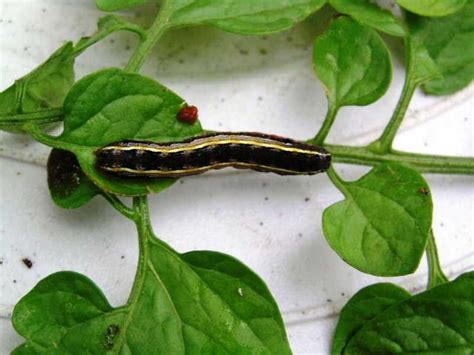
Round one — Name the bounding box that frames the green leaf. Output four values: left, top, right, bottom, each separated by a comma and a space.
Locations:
397, 0, 467, 17
167, 0, 327, 35
0, 43, 75, 133
340, 272, 474, 354
332, 283, 411, 355
329, 0, 406, 37
323, 163, 433, 276
48, 68, 202, 196
313, 17, 392, 108
47, 149, 100, 209
96, 0, 149, 11
407, 2, 474, 95
13, 246, 291, 353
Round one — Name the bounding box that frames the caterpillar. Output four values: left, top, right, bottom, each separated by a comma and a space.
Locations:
95, 132, 331, 178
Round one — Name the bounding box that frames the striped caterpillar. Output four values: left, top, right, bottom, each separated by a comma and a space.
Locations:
95, 132, 331, 178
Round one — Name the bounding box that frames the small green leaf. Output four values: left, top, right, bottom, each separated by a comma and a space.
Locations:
323, 163, 433, 276
332, 283, 411, 355
167, 0, 327, 35
47, 149, 100, 209
340, 272, 474, 354
46, 68, 202, 196
397, 0, 467, 17
13, 245, 291, 353
96, 0, 149, 11
313, 17, 392, 108
0, 43, 75, 133
329, 0, 406, 37
407, 2, 474, 95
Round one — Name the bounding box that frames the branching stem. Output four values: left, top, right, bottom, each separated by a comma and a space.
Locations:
126, 0, 173, 73
101, 192, 137, 221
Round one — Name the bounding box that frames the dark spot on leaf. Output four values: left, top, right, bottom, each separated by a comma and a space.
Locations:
239, 49, 249, 55
259, 48, 267, 55
22, 258, 33, 269
47, 149, 84, 198
418, 187, 429, 195
103, 324, 120, 350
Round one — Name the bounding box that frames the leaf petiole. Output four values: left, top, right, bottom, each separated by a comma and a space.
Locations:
310, 102, 338, 145
125, 0, 173, 73
0, 107, 63, 127
426, 230, 449, 289
101, 192, 138, 221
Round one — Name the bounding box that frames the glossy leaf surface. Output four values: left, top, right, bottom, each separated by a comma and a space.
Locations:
323, 163, 433, 276
13, 245, 291, 353
397, 0, 467, 17
313, 17, 392, 108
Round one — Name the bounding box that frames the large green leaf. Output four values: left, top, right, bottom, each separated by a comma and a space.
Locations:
329, 0, 406, 37
0, 43, 75, 132
47, 149, 100, 209
338, 272, 474, 354
49, 68, 202, 196
397, 0, 467, 17
332, 283, 411, 355
323, 163, 433, 276
167, 0, 327, 35
313, 16, 392, 108
408, 1, 474, 95
13, 246, 291, 353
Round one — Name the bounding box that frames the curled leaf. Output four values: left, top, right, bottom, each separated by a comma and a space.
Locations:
47, 149, 99, 209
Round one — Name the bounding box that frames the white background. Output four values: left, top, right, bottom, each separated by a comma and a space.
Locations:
0, 1, 473, 353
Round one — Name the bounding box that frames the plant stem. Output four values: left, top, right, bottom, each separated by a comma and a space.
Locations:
125, 0, 173, 73
101, 192, 137, 221
127, 196, 152, 305
369, 38, 418, 154
0, 108, 63, 127
369, 81, 417, 153
310, 103, 338, 145
325, 144, 474, 175
326, 166, 347, 193
23, 124, 77, 151
426, 230, 448, 289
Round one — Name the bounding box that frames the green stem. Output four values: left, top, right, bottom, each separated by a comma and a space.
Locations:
0, 108, 63, 127
325, 144, 474, 175
127, 196, 152, 305
125, 0, 173, 73
23, 124, 77, 151
426, 230, 448, 289
310, 103, 339, 145
369, 39, 417, 154
101, 192, 137, 221
326, 166, 347, 193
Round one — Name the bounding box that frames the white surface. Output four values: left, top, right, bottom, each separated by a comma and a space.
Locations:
0, 1, 473, 354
